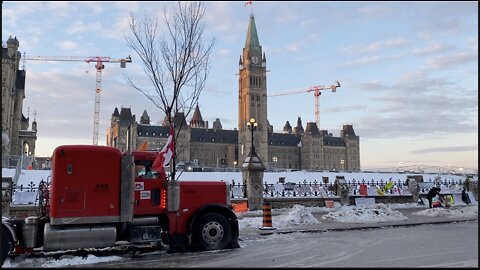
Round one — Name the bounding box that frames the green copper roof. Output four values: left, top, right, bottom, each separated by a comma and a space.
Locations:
245, 15, 260, 49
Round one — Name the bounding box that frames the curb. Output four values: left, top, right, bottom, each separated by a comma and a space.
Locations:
258, 218, 478, 235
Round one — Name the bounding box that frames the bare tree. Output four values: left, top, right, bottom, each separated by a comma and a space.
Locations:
125, 1, 216, 179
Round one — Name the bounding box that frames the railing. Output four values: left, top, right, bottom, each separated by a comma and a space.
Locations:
8, 176, 50, 205
6, 177, 468, 203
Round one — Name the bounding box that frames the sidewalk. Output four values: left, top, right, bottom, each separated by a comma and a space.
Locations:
238, 205, 478, 240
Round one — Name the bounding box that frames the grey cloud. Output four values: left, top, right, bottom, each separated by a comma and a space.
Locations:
426, 51, 477, 69
411, 43, 454, 56
326, 105, 367, 113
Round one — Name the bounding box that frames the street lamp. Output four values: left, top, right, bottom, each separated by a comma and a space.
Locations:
246, 118, 258, 153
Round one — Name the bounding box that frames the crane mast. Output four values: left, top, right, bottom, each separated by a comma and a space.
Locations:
23, 54, 132, 145
269, 81, 340, 130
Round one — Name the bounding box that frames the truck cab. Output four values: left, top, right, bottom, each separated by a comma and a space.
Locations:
2, 145, 239, 265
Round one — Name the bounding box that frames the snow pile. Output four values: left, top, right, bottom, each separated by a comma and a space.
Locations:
321, 203, 408, 223
2, 254, 123, 268
238, 204, 320, 229
273, 205, 320, 228
412, 205, 478, 218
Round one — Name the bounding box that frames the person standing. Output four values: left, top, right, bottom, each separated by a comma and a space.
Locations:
462, 188, 471, 204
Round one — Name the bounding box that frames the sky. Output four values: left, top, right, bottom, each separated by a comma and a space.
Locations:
1, 1, 478, 171
3, 203, 477, 267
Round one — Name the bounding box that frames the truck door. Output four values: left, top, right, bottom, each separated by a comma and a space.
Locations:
133, 160, 166, 216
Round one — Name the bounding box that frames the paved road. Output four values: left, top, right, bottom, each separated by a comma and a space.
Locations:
83, 220, 478, 268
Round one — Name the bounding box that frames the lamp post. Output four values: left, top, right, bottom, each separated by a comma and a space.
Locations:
246, 118, 258, 154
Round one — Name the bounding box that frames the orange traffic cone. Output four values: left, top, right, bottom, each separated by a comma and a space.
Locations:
259, 202, 276, 230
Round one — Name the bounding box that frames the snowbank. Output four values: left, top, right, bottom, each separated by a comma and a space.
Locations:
2, 254, 123, 268
412, 206, 478, 218
321, 204, 409, 223
239, 204, 320, 229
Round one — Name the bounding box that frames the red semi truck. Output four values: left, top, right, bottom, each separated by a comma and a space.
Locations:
1, 145, 239, 264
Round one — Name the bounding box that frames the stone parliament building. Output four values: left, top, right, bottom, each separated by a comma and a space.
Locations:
2, 36, 38, 168
107, 15, 360, 172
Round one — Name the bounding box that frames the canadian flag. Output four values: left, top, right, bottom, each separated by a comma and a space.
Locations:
244, 1, 252, 6
152, 126, 175, 175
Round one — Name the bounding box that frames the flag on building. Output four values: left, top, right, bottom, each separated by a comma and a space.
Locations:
152, 126, 175, 175
245, 1, 252, 6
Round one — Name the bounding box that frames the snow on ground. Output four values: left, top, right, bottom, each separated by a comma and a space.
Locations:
238, 204, 320, 229
412, 205, 478, 218
238, 202, 478, 229
2, 254, 123, 268
320, 203, 409, 223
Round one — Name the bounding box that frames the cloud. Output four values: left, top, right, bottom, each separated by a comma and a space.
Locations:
286, 43, 300, 52
411, 43, 454, 56
343, 55, 384, 66
384, 37, 410, 47
66, 20, 103, 35
56, 40, 78, 50
76, 1, 104, 14
410, 145, 478, 154
350, 69, 478, 139
273, 5, 298, 24
45, 1, 72, 17
358, 4, 392, 16
326, 105, 367, 113
1, 2, 44, 25
426, 51, 477, 69
339, 37, 410, 56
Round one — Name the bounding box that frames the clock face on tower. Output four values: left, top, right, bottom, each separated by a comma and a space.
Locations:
251, 55, 259, 64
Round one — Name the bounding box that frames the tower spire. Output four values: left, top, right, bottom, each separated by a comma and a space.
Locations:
245, 14, 260, 50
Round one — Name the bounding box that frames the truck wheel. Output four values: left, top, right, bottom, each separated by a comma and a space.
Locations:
2, 228, 13, 265
193, 213, 231, 251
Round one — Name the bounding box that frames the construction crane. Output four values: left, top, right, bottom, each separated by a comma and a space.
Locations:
23, 54, 132, 145
268, 81, 340, 130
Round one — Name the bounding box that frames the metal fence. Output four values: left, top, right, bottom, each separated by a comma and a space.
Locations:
6, 177, 468, 204
229, 178, 467, 199
8, 176, 50, 205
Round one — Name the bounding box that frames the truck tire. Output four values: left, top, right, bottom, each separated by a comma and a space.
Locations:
2, 228, 13, 265
193, 213, 232, 251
